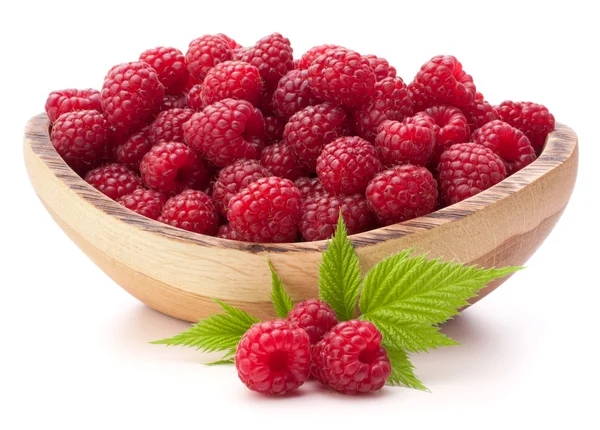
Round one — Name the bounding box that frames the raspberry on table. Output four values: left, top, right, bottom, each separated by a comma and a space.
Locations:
101, 61, 164, 134
296, 44, 344, 70
364, 54, 397, 81
316, 136, 382, 195
216, 33, 242, 50
375, 114, 435, 167
313, 320, 391, 393
408, 55, 477, 109
50, 109, 109, 175
45, 88, 102, 123
211, 159, 272, 217
114, 126, 153, 170
117, 188, 166, 220
260, 143, 307, 181
159, 93, 188, 110
140, 141, 207, 194
424, 105, 470, 169
472, 120, 537, 174
294, 177, 325, 199
158, 189, 219, 235
264, 116, 285, 145
227, 177, 302, 243
148, 108, 195, 145
201, 61, 263, 106
287, 299, 339, 344
299, 192, 373, 241
438, 142, 507, 205
283, 103, 348, 171
216, 223, 242, 241
461, 92, 498, 131
307, 48, 376, 108
241, 33, 294, 87
186, 84, 204, 110
139, 46, 188, 94
184, 98, 265, 167
235, 319, 311, 396
495, 101, 555, 153
185, 35, 233, 81
271, 69, 315, 119
84, 163, 142, 200
366, 164, 438, 225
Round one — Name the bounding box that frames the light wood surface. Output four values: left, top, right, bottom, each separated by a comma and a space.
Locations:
23, 113, 578, 322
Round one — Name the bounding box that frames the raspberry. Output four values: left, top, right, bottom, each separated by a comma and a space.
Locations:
296, 44, 344, 70
271, 69, 314, 119
366, 164, 438, 225
257, 84, 277, 116
241, 33, 294, 87
185, 74, 203, 91
117, 188, 166, 220
461, 93, 498, 131
408, 55, 476, 109
84, 163, 142, 200
495, 101, 555, 153
185, 35, 232, 81
283, 103, 348, 171
216, 33, 242, 50
186, 84, 204, 110
351, 77, 413, 143
438, 142, 507, 205
232, 46, 247, 61
139, 46, 188, 94
364, 54, 397, 81
101, 62, 164, 133
211, 159, 271, 216
50, 109, 109, 174
294, 177, 325, 199
201, 61, 262, 106
264, 116, 285, 145
299, 192, 373, 241
216, 223, 241, 241
227, 177, 302, 243
316, 136, 382, 195
286, 299, 338, 344
159, 93, 187, 110
148, 108, 195, 145
471, 120, 536, 175
45, 89, 102, 123
235, 320, 311, 395
158, 190, 219, 235
313, 320, 391, 393
114, 126, 153, 170
424, 105, 470, 168
375, 114, 435, 167
260, 143, 307, 181
140, 141, 207, 194
307, 49, 376, 108
184, 98, 265, 167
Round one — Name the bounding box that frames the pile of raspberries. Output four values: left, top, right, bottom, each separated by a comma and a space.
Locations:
46, 33, 556, 243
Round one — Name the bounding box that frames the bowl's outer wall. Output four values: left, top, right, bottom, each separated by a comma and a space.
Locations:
24, 114, 578, 322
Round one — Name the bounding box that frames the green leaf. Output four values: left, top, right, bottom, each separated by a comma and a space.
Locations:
269, 260, 294, 318
386, 348, 428, 391
318, 214, 362, 321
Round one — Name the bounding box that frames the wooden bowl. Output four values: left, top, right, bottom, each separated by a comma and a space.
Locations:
23, 114, 578, 322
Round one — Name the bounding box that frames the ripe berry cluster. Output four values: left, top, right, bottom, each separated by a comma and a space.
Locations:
46, 34, 556, 243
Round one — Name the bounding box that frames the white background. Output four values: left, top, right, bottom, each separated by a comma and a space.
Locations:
1, 1, 598, 428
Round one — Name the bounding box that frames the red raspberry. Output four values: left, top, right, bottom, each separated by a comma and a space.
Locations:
84, 163, 142, 200
201, 61, 263, 106
235, 320, 311, 395
287, 299, 339, 344
307, 49, 376, 108
424, 105, 470, 168
158, 189, 219, 235
45, 89, 102, 123
283, 103, 348, 171
495, 101, 555, 153
461, 93, 498, 131
148, 108, 195, 145
241, 33, 294, 87
232, 46, 247, 61
271, 69, 314, 119
185, 35, 232, 81
50, 109, 109, 174
264, 116, 285, 145
296, 44, 344, 70
140, 141, 207, 194
228, 177, 302, 243
438, 142, 507, 205
366, 164, 438, 225
159, 93, 187, 110
211, 159, 271, 216
351, 77, 413, 143
117, 188, 166, 220
186, 84, 204, 110
114, 126, 153, 170
408, 55, 476, 109
375, 114, 435, 167
364, 54, 397, 81
316, 136, 382, 195
216, 33, 242, 50
260, 143, 307, 181
313, 320, 391, 393
472, 120, 537, 175
184, 98, 264, 167
216, 223, 242, 241
299, 192, 373, 241
139, 47, 188, 94
101, 62, 164, 133
257, 84, 277, 117
294, 177, 325, 199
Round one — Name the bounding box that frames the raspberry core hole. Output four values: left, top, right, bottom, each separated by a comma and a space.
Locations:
358, 345, 379, 364
268, 350, 289, 372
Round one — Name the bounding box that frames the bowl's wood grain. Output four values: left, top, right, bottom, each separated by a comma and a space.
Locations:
23, 113, 578, 322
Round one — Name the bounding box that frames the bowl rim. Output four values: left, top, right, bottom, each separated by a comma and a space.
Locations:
24, 113, 577, 254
